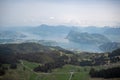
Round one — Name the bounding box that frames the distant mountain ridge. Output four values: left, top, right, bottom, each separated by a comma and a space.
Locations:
66, 30, 111, 44
0, 24, 120, 52
99, 42, 120, 52
104, 27, 120, 35
0, 31, 26, 39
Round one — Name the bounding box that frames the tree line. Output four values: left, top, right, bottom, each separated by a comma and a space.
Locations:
89, 67, 120, 78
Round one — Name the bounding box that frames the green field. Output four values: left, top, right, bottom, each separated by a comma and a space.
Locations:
21, 60, 91, 80
21, 60, 41, 69
0, 60, 120, 80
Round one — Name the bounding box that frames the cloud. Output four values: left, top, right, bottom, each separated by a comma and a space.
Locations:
0, 0, 120, 27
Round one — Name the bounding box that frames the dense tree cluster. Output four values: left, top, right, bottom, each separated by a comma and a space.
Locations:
108, 48, 120, 63
79, 61, 92, 66
0, 64, 9, 76
0, 63, 17, 76
34, 61, 65, 72
0, 54, 18, 64
89, 67, 120, 78
0, 69, 5, 76
109, 48, 120, 57
10, 63, 17, 69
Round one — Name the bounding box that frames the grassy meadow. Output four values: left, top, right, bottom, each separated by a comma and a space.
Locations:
0, 60, 120, 80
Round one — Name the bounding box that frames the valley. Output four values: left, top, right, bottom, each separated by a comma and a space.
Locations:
0, 42, 120, 80
0, 25, 120, 80
1, 0, 120, 80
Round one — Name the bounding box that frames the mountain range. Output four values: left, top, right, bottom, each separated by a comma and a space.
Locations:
0, 24, 120, 52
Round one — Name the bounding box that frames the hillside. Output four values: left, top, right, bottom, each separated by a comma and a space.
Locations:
0, 42, 50, 54
0, 42, 120, 66
0, 31, 26, 39
0, 43, 120, 80
0, 42, 73, 64
66, 30, 110, 44
99, 42, 120, 52
104, 27, 120, 35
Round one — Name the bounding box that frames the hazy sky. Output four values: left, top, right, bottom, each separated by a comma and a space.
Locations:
0, 0, 120, 27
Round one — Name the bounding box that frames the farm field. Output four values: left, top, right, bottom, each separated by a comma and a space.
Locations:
21, 60, 90, 80
0, 60, 120, 80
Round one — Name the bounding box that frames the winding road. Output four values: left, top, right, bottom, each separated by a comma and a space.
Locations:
68, 72, 74, 80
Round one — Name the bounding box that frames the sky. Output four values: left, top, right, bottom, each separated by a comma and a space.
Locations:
0, 0, 120, 27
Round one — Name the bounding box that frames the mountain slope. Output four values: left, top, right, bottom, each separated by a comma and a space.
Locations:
0, 43, 49, 54
0, 31, 26, 39
0, 42, 73, 64
99, 42, 120, 52
67, 30, 111, 44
